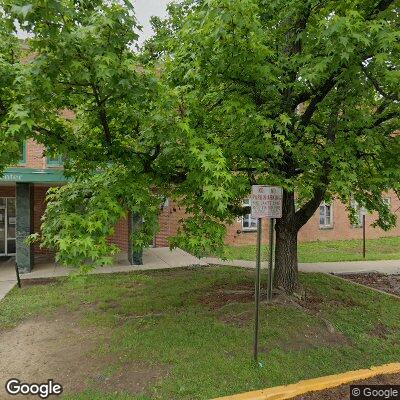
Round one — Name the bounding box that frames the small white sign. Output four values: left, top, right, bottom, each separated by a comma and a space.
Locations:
251, 186, 283, 219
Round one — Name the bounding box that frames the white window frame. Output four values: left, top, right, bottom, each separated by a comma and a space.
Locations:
319, 202, 333, 229
350, 199, 366, 228
242, 198, 257, 231
383, 197, 391, 208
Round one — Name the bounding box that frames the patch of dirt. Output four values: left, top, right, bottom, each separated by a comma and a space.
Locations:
21, 278, 62, 287
94, 362, 169, 395
292, 373, 400, 399
341, 273, 400, 297
199, 284, 256, 309
99, 299, 121, 310
265, 325, 351, 352
369, 321, 392, 339
204, 284, 352, 350
296, 289, 360, 312
218, 310, 254, 327
200, 283, 361, 313
0, 309, 169, 398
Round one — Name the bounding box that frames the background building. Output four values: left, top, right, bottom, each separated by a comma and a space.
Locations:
1, 140, 400, 271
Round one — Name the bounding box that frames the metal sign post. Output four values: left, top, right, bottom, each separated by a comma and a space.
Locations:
267, 219, 275, 302
250, 185, 283, 363
360, 208, 367, 259
362, 214, 366, 259
253, 218, 262, 363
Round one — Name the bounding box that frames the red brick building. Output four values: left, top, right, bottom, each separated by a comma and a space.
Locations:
1, 140, 399, 271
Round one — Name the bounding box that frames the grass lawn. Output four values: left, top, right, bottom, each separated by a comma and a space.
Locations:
0, 266, 399, 399
222, 236, 400, 263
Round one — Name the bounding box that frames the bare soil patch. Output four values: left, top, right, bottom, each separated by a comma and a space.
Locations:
218, 310, 254, 327
340, 273, 400, 297
20, 278, 61, 287
369, 321, 392, 339
291, 373, 400, 399
204, 284, 351, 350
0, 309, 168, 398
200, 284, 255, 309
265, 325, 350, 352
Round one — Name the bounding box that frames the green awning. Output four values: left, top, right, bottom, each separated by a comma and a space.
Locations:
0, 168, 68, 183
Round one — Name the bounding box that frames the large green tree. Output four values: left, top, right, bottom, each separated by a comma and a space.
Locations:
0, 0, 232, 271
146, 0, 400, 292
1, 0, 400, 294
0, 12, 22, 169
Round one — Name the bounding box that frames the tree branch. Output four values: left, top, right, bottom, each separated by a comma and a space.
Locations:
372, 0, 396, 16
299, 73, 339, 127
91, 83, 112, 146
360, 64, 399, 101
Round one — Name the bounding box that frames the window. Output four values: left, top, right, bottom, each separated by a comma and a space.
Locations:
242, 198, 257, 231
383, 197, 391, 208
19, 141, 26, 165
46, 149, 63, 167
319, 202, 333, 228
350, 200, 366, 228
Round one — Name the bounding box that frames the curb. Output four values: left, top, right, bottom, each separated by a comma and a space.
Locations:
212, 363, 400, 400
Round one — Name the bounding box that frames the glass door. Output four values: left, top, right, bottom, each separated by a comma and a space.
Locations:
6, 198, 16, 255
0, 199, 5, 255
0, 198, 16, 256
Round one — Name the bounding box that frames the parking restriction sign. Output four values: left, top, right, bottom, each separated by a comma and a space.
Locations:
250, 186, 283, 219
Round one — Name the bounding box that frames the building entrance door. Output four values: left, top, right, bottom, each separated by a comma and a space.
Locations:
0, 198, 16, 256
0, 199, 5, 255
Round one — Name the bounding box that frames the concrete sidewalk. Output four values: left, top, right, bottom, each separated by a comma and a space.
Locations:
205, 257, 400, 275
2, 250, 400, 302
0, 247, 207, 301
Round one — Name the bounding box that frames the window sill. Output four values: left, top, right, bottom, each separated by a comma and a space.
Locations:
319, 226, 334, 230
241, 229, 257, 233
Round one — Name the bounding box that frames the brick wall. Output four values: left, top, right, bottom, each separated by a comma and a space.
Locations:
7, 138, 400, 255
154, 201, 187, 247
225, 191, 400, 246
108, 217, 129, 252
0, 184, 129, 262
18, 139, 63, 170
33, 186, 130, 260
0, 186, 16, 198
24, 139, 46, 169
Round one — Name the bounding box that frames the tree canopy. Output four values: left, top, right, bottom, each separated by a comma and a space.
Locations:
1, 0, 399, 291
0, 10, 21, 169
0, 0, 232, 270
146, 0, 400, 291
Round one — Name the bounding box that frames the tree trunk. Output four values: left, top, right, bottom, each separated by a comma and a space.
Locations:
273, 191, 299, 293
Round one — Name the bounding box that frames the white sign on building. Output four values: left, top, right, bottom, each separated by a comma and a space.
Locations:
250, 186, 283, 219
